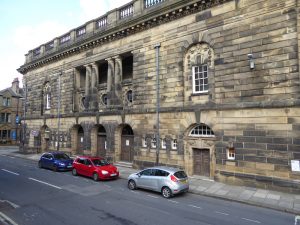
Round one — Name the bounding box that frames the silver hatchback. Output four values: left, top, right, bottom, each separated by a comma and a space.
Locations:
127, 166, 189, 198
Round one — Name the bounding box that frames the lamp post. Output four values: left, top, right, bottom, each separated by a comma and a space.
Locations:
154, 43, 161, 166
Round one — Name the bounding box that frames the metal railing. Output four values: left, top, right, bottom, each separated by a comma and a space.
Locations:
96, 16, 107, 29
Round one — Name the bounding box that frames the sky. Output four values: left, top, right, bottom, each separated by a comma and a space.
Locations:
0, 0, 130, 90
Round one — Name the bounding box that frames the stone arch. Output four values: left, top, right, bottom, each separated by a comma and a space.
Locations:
183, 123, 216, 178
70, 124, 85, 155
40, 125, 51, 153
91, 124, 107, 157
115, 124, 134, 163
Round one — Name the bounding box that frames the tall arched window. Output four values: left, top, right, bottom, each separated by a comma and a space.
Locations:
190, 124, 214, 137
43, 82, 51, 110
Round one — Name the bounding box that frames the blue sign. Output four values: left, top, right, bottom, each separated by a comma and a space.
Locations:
16, 116, 19, 124
11, 131, 16, 140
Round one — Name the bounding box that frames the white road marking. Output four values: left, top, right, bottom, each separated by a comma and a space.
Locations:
168, 200, 179, 204
188, 204, 202, 209
0, 212, 19, 225
1, 169, 19, 176
242, 218, 261, 224
215, 211, 229, 216
9, 156, 15, 159
0, 200, 19, 209
28, 178, 62, 190
147, 194, 159, 199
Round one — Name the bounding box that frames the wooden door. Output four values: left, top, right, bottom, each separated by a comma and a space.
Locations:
121, 135, 134, 162
193, 148, 210, 177
97, 135, 106, 157
77, 133, 84, 154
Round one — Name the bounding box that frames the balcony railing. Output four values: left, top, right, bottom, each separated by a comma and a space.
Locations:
120, 4, 134, 19
144, 0, 165, 8
96, 16, 107, 29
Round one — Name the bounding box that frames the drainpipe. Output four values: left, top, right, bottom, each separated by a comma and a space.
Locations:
154, 43, 161, 166
57, 71, 62, 151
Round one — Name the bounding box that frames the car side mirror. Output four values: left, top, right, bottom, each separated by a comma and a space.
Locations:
137, 173, 141, 177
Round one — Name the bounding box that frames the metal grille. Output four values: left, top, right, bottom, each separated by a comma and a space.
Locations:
120, 4, 134, 19
144, 0, 165, 8
190, 124, 214, 137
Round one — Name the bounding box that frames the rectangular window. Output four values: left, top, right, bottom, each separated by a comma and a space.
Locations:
151, 138, 157, 149
192, 65, 208, 94
227, 147, 235, 160
46, 94, 51, 109
2, 97, 10, 107
161, 138, 166, 149
76, 27, 86, 37
142, 137, 147, 148
172, 139, 177, 150
6, 114, 11, 123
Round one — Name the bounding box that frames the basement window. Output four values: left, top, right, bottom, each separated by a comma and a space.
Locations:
227, 147, 235, 160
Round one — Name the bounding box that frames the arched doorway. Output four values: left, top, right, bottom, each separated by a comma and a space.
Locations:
121, 125, 134, 162
77, 126, 84, 154
40, 125, 50, 153
97, 125, 107, 157
185, 123, 216, 178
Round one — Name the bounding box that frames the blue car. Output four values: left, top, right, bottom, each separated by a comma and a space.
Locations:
38, 152, 73, 171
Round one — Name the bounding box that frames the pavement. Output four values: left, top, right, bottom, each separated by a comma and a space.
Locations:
1, 146, 300, 216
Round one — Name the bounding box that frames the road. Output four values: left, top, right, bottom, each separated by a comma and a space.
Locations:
0, 154, 295, 225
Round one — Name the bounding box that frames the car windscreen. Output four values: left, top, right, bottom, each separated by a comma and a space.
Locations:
92, 159, 110, 166
53, 154, 70, 160
174, 171, 187, 179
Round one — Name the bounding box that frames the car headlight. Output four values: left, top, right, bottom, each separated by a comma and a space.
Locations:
58, 162, 65, 166
101, 170, 109, 175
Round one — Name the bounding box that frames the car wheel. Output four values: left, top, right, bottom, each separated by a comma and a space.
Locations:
72, 168, 77, 176
128, 180, 137, 190
93, 173, 99, 181
162, 187, 172, 198
38, 161, 42, 168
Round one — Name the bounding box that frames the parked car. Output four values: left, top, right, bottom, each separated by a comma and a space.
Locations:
38, 152, 73, 171
72, 156, 119, 181
127, 166, 189, 198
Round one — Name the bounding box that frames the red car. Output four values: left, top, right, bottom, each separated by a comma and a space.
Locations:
72, 156, 119, 181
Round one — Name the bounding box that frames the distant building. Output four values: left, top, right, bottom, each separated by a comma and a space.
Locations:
18, 0, 300, 193
0, 78, 23, 145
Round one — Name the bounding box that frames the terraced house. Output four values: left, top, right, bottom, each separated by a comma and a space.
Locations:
18, 0, 300, 193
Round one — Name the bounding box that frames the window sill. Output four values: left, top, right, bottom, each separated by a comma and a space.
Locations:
191, 92, 209, 97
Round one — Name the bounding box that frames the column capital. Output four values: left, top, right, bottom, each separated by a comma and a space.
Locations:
113, 55, 122, 62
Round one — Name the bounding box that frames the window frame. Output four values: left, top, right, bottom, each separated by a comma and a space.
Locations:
190, 124, 215, 137
171, 139, 177, 150
227, 147, 236, 160
192, 64, 209, 94
151, 138, 157, 149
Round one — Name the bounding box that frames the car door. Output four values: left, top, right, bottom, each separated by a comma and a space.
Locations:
136, 169, 155, 190
75, 158, 85, 175
84, 159, 94, 177
43, 154, 54, 169
154, 169, 170, 191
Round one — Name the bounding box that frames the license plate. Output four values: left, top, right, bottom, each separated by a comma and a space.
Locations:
67, 165, 72, 168
110, 173, 116, 176
181, 179, 187, 184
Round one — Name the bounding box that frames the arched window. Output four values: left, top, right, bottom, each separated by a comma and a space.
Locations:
190, 124, 214, 137
43, 82, 51, 110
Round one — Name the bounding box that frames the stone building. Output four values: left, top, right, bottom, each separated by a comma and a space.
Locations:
0, 78, 23, 145
18, 0, 300, 192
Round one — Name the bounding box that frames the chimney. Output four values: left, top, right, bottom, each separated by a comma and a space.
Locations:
12, 78, 19, 94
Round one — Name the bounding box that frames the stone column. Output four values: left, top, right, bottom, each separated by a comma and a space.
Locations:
114, 56, 122, 104
90, 63, 99, 111
84, 64, 92, 110
106, 58, 114, 106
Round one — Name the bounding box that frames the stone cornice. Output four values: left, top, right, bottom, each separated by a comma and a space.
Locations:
17, 0, 231, 74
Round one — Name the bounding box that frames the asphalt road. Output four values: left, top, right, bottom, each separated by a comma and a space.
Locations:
0, 155, 296, 225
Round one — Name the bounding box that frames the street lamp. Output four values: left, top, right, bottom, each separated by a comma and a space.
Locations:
57, 71, 62, 151
21, 83, 27, 152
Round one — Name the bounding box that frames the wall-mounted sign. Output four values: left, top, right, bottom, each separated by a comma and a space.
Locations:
30, 130, 39, 137
291, 160, 300, 172
126, 140, 130, 146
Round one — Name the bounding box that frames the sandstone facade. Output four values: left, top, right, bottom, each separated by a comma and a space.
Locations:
18, 0, 300, 193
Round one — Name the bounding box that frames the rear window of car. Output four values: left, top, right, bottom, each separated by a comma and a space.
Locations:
174, 171, 187, 179
54, 153, 70, 160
